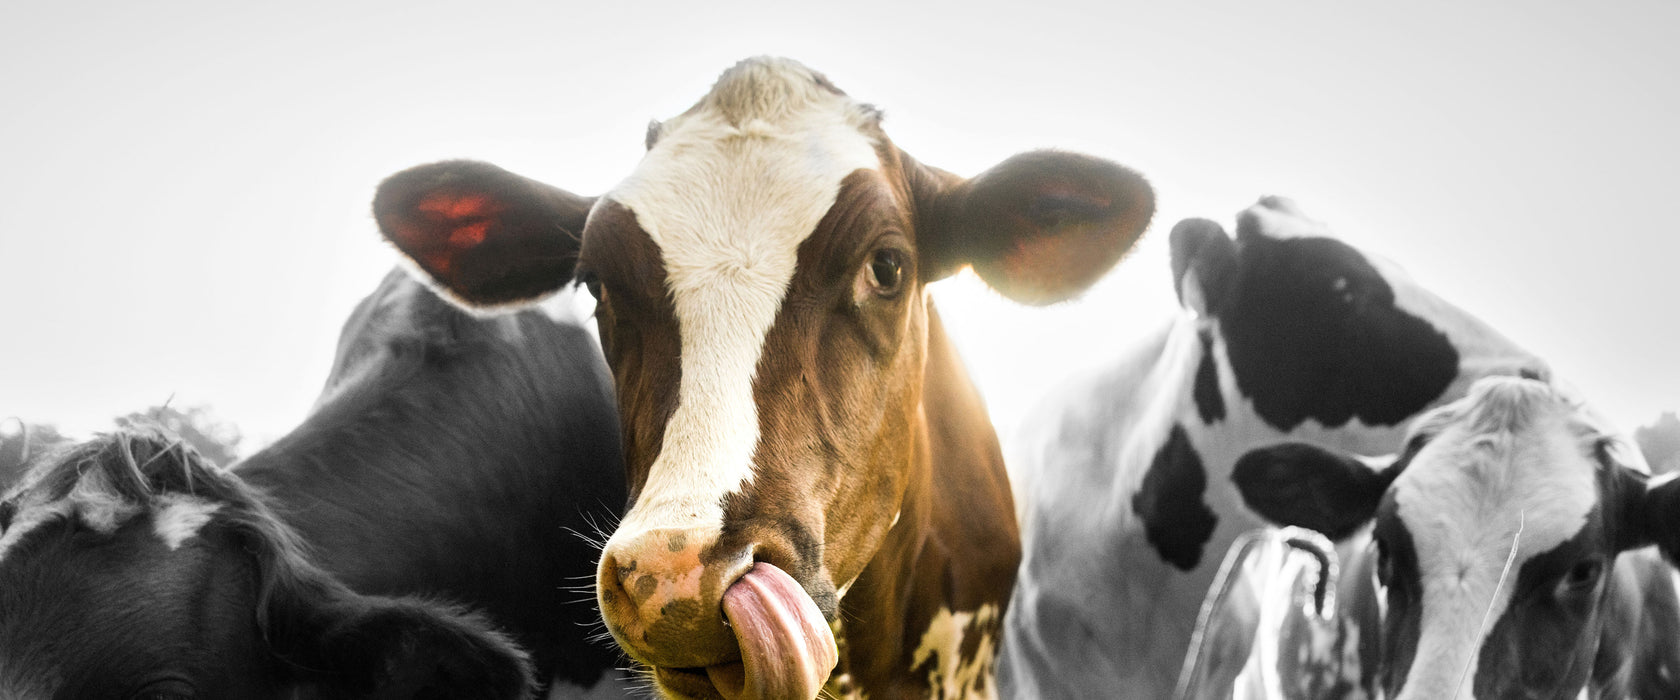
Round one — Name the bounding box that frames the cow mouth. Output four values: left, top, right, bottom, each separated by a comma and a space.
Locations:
653, 562, 838, 700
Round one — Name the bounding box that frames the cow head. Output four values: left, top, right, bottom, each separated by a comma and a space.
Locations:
1122, 198, 1549, 573
1233, 376, 1680, 699
373, 56, 1153, 698
0, 429, 535, 699
1171, 196, 1548, 440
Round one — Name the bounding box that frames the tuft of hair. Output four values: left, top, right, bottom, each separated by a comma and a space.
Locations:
699, 56, 880, 130
4, 424, 244, 535
1461, 376, 1559, 438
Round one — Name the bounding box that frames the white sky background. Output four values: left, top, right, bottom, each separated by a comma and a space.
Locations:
1, 2, 1675, 449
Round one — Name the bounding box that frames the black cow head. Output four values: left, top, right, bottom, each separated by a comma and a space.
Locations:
0, 429, 535, 699
1171, 197, 1545, 433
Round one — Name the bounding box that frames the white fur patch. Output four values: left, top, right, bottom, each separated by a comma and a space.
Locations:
1389, 380, 1599, 700
0, 466, 145, 564
604, 58, 881, 541
151, 495, 220, 550
911, 604, 1000, 700
0, 499, 71, 564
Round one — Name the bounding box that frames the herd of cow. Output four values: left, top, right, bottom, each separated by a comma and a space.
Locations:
2, 57, 1675, 699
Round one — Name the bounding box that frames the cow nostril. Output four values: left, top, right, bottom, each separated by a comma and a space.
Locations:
1518, 366, 1547, 381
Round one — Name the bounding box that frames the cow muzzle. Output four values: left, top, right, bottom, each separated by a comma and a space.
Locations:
598, 528, 839, 699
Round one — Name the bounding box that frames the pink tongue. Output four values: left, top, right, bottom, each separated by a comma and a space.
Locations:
708, 562, 838, 700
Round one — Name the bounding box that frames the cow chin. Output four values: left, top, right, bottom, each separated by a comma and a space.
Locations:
604, 561, 839, 700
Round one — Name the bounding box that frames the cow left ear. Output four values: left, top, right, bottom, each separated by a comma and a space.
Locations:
914, 150, 1155, 305
374, 160, 597, 308
1231, 442, 1400, 541
1625, 469, 1680, 560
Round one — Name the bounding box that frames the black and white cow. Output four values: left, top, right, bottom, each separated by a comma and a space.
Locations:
0, 269, 636, 697
1234, 376, 1680, 699
998, 197, 1549, 699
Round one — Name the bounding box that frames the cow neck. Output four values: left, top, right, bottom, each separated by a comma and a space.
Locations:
231, 313, 591, 543
1100, 315, 1206, 519
831, 302, 1019, 695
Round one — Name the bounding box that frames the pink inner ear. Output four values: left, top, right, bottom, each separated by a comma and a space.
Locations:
413, 191, 506, 251
418, 192, 500, 219
447, 221, 491, 248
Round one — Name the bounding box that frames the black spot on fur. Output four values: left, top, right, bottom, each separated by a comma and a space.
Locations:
1132, 425, 1218, 570
1193, 328, 1225, 424
1217, 216, 1459, 431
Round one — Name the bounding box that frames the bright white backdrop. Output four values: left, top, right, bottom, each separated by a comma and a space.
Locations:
2, 2, 1674, 447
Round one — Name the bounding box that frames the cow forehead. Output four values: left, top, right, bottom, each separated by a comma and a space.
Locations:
1387, 383, 1601, 696
601, 59, 883, 536
1392, 400, 1598, 566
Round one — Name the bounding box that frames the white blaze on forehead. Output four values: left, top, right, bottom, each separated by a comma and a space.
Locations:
1389, 380, 1599, 699
607, 59, 882, 537
152, 494, 221, 550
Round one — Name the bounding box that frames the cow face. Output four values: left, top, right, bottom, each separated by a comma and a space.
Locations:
1234, 377, 1680, 699
0, 430, 535, 699
373, 57, 1153, 698
1172, 197, 1546, 440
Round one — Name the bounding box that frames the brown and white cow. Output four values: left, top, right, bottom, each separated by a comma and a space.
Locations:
1234, 376, 1680, 699
373, 57, 1154, 699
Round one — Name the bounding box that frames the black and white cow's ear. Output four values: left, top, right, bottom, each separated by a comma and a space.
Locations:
269, 583, 536, 699
914, 150, 1155, 305
374, 160, 596, 308
1231, 443, 1399, 541
1168, 217, 1237, 317
1623, 468, 1680, 561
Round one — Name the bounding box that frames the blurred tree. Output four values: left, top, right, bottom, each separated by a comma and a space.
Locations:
116, 404, 242, 467
1636, 412, 1680, 475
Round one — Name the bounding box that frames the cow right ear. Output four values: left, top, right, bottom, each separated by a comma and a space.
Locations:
1231, 443, 1399, 541
374, 160, 596, 308
1169, 217, 1237, 318
1632, 472, 1680, 563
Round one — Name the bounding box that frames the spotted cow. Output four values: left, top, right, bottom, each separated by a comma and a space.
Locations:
997, 197, 1549, 699
1234, 376, 1680, 698
0, 429, 534, 698
0, 269, 637, 698
373, 56, 1155, 699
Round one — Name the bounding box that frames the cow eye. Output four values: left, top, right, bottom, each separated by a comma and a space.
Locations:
130, 679, 196, 700
1558, 560, 1604, 596
865, 249, 905, 297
